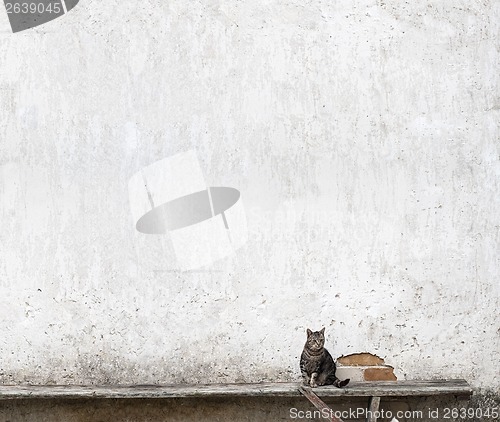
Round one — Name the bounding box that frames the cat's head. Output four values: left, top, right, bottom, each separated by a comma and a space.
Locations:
305, 327, 325, 351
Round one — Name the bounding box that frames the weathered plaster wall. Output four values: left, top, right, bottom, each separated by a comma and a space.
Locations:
0, 0, 498, 397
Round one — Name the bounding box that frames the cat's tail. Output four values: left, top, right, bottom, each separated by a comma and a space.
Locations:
333, 378, 350, 388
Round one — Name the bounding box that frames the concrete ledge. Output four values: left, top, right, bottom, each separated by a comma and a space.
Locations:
0, 380, 472, 400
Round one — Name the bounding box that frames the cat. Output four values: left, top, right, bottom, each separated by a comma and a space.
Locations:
300, 327, 350, 388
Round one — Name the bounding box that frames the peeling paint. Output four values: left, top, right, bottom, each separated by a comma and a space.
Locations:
337, 353, 387, 367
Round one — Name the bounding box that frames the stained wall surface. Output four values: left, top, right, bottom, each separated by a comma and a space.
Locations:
0, 0, 498, 400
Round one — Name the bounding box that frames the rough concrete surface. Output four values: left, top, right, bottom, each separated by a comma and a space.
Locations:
0, 0, 499, 419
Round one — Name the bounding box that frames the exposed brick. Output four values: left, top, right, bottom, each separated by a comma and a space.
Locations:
336, 365, 397, 382
337, 353, 386, 367
364, 367, 397, 381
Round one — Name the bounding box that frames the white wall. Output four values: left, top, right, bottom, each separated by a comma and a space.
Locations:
0, 0, 498, 390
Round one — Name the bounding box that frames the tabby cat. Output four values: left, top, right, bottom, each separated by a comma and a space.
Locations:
300, 327, 350, 388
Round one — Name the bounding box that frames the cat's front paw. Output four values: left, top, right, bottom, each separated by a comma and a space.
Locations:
310, 381, 318, 388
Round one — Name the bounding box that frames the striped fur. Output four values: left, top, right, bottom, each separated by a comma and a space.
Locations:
300, 327, 350, 388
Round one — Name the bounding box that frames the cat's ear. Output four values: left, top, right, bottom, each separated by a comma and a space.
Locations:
306, 328, 312, 337
320, 327, 325, 335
